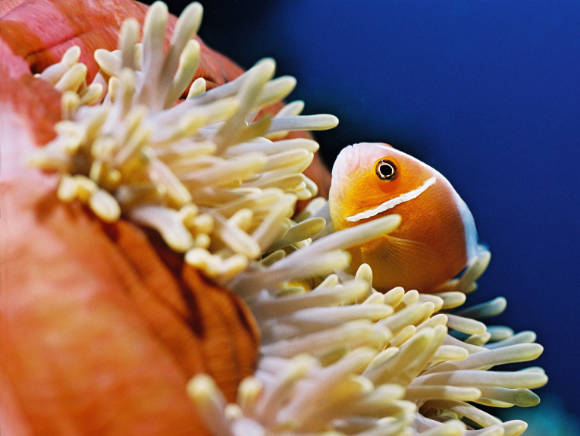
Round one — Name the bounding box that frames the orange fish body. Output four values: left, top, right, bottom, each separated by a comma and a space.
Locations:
329, 142, 478, 291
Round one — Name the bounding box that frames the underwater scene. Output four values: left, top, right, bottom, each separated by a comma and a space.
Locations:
195, 1, 580, 433
0, 0, 578, 434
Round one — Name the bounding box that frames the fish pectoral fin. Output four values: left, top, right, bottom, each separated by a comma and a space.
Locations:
380, 235, 439, 271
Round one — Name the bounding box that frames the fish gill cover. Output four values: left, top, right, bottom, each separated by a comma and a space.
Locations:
6, 1, 547, 434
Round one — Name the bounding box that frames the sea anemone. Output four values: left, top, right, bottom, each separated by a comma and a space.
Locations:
29, 1, 338, 282
191, 248, 546, 435
3, 1, 547, 435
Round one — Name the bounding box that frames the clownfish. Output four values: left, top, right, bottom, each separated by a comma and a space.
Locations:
329, 142, 479, 291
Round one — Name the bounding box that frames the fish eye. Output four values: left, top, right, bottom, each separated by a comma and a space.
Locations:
375, 159, 398, 181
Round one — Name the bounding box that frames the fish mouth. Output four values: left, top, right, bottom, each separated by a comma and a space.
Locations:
346, 176, 437, 223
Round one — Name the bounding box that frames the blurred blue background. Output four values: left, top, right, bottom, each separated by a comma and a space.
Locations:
163, 0, 580, 430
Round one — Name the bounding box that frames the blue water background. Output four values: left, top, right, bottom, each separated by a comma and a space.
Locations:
168, 0, 580, 427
